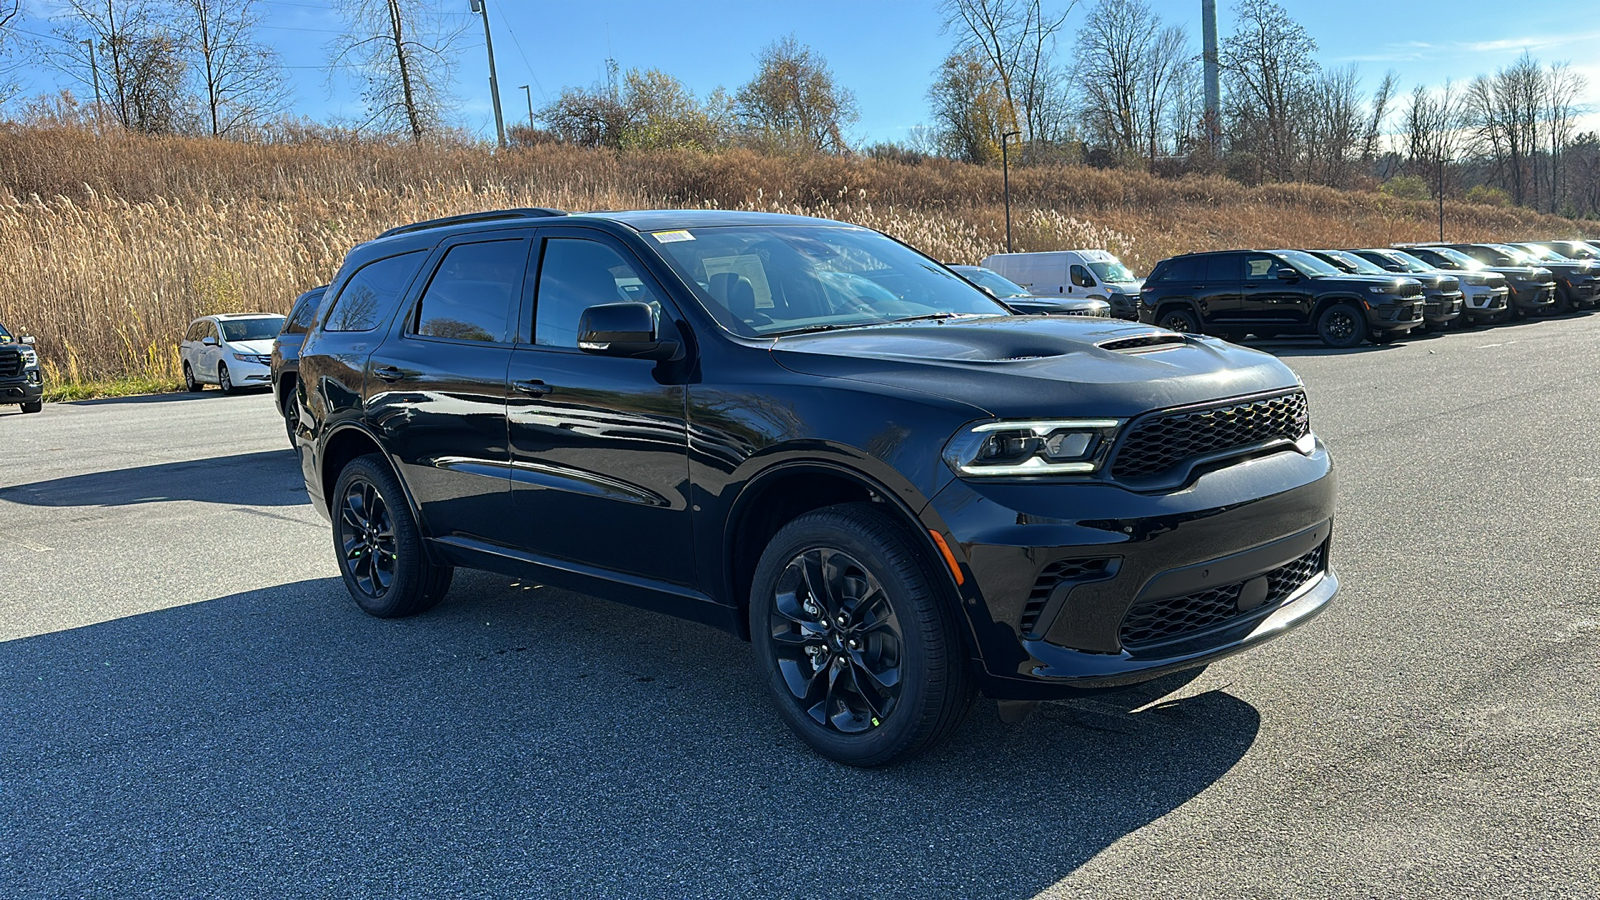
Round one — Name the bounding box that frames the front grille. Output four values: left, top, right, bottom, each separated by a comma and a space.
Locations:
0, 349, 19, 378
1119, 544, 1326, 649
1020, 557, 1113, 636
1109, 390, 1310, 483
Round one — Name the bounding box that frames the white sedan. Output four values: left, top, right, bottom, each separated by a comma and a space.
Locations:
180, 314, 285, 394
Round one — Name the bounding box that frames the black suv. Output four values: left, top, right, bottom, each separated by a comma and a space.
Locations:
1403, 244, 1556, 319
272, 286, 327, 445
1305, 249, 1462, 332
0, 322, 43, 414
294, 209, 1338, 766
1139, 249, 1424, 348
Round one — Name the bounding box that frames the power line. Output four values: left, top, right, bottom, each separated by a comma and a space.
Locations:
491, 3, 546, 104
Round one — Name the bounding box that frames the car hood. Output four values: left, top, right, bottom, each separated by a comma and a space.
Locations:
769, 316, 1299, 419
228, 339, 275, 355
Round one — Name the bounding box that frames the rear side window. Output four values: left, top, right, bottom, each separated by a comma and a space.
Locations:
532, 239, 661, 348
412, 239, 528, 344
1204, 254, 1239, 281
1159, 257, 1204, 282
283, 291, 323, 335
325, 251, 425, 333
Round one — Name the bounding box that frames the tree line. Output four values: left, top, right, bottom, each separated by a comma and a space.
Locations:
2, 0, 1598, 218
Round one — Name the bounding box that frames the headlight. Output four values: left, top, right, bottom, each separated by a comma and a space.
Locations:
232, 352, 255, 362
19, 347, 37, 366
943, 418, 1122, 477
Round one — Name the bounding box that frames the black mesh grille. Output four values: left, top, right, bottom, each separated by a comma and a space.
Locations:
0, 349, 19, 378
1020, 557, 1112, 636
1119, 544, 1326, 649
1110, 391, 1310, 482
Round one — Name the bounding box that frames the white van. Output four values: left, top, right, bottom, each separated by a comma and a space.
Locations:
979, 249, 1143, 320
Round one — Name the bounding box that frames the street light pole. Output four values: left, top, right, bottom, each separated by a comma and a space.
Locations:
1002, 130, 1021, 253
1437, 153, 1446, 242
469, 0, 506, 149
81, 40, 103, 127
518, 84, 533, 131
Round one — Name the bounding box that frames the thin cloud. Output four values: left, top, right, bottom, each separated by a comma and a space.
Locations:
1459, 31, 1600, 53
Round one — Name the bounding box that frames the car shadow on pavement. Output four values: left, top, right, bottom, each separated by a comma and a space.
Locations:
0, 572, 1260, 899
61, 389, 273, 407
0, 449, 305, 508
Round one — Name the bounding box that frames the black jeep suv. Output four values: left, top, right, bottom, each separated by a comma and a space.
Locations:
1306, 249, 1462, 332
294, 209, 1338, 766
1139, 249, 1424, 347
1403, 244, 1556, 319
272, 285, 327, 445
0, 322, 43, 413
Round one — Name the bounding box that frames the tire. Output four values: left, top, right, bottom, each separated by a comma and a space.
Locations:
749, 502, 974, 767
183, 362, 200, 392
1316, 303, 1365, 349
1157, 307, 1202, 335
331, 454, 453, 618
20, 400, 42, 414
281, 386, 299, 447
217, 362, 235, 395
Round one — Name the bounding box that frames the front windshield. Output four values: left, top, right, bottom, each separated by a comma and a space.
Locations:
1087, 260, 1136, 283
1276, 250, 1343, 277
1320, 250, 1387, 275
1488, 244, 1536, 264
651, 225, 1009, 336
1512, 243, 1568, 262
1553, 242, 1600, 260
1373, 250, 1433, 274
0, 323, 11, 343
1417, 246, 1486, 271
220, 317, 285, 343
958, 267, 1032, 299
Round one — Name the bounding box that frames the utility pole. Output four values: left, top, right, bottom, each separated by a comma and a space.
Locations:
469, 0, 506, 149
1002, 131, 1021, 253
81, 39, 103, 128
1437, 153, 1446, 242
518, 84, 533, 131
1201, 0, 1221, 150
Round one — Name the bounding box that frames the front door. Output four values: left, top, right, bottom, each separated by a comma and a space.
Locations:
1241, 253, 1314, 325
504, 227, 696, 587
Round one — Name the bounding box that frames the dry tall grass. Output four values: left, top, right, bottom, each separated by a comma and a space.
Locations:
0, 126, 1588, 388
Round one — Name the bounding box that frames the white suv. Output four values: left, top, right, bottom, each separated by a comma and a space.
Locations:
180, 314, 284, 394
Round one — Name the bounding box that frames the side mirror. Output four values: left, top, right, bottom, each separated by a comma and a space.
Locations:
1383, 264, 1404, 272
21, 336, 35, 345
577, 302, 679, 361
1277, 268, 1300, 282
202, 336, 218, 346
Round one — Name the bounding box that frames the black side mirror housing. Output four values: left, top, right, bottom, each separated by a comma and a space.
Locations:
1277, 268, 1300, 282
578, 302, 680, 361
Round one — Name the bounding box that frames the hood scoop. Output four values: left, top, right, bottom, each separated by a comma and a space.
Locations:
1097, 333, 1188, 354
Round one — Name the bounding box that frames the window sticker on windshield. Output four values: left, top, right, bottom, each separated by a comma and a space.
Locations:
652, 230, 695, 243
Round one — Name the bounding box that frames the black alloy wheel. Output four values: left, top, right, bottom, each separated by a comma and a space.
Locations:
331, 454, 453, 618
218, 362, 235, 395
1158, 307, 1201, 334
1316, 303, 1364, 349
281, 389, 299, 447
750, 503, 973, 767
183, 362, 200, 392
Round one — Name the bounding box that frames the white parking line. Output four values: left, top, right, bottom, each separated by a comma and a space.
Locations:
0, 529, 51, 552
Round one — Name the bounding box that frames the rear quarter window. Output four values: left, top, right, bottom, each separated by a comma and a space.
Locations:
324, 252, 425, 333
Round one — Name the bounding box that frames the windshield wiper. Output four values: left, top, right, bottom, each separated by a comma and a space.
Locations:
768, 321, 882, 337
891, 312, 967, 324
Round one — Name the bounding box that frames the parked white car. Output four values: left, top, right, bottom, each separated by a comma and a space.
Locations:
180, 314, 285, 394
979, 249, 1144, 320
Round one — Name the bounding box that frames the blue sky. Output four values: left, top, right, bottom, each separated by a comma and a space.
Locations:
7, 1, 1599, 141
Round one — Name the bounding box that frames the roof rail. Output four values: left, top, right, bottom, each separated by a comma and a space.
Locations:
377, 207, 567, 239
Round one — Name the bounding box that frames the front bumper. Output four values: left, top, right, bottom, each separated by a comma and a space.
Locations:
0, 371, 43, 405
1461, 285, 1509, 320
227, 357, 273, 387
929, 440, 1337, 699
1422, 291, 1464, 325
1510, 282, 1557, 312
1369, 297, 1425, 332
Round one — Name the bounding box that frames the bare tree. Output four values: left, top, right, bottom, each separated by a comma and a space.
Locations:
328, 0, 464, 142
1543, 61, 1585, 213
1301, 64, 1364, 186
1360, 70, 1398, 165
1074, 0, 1194, 167
1220, 0, 1317, 182
51, 1, 193, 133
178, 0, 288, 137
1465, 54, 1543, 208
0, 1, 22, 103
733, 36, 857, 153
940, 0, 1077, 148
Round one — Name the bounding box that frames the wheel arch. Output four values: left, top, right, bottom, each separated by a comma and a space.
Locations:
721, 461, 963, 644
1312, 294, 1366, 320
1152, 298, 1202, 326
318, 423, 425, 528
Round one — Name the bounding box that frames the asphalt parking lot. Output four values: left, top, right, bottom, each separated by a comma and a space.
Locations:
2, 317, 1597, 899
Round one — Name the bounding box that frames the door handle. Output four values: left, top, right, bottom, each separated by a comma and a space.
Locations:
373, 365, 405, 382
513, 379, 553, 397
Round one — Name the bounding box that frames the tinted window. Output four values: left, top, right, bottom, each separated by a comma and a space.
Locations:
220, 317, 285, 342
1160, 257, 1205, 282
1204, 254, 1239, 281
325, 251, 425, 333
534, 239, 662, 348
413, 240, 527, 343
284, 290, 324, 335
1070, 264, 1094, 287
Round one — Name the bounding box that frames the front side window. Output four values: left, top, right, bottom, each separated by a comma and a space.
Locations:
1070, 264, 1094, 288
220, 317, 285, 342
412, 240, 527, 344
325, 251, 425, 333
650, 225, 1007, 336
533, 238, 661, 348
1244, 254, 1294, 281
284, 291, 323, 335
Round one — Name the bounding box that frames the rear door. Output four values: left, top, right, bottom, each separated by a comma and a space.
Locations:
504, 226, 696, 586
1195, 253, 1243, 324
364, 232, 530, 545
